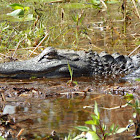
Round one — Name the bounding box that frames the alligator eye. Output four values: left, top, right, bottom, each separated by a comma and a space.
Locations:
44, 51, 58, 59
47, 51, 57, 56
47, 52, 54, 56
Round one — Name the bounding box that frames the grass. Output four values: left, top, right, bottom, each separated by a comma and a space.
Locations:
0, 0, 139, 61
67, 62, 78, 86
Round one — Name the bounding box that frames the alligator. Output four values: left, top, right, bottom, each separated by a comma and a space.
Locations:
0, 47, 139, 80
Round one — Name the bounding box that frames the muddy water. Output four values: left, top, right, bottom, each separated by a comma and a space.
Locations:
0, 77, 138, 139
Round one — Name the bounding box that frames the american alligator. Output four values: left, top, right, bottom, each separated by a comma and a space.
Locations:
0, 47, 139, 80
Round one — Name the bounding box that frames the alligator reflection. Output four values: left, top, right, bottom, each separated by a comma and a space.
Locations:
0, 77, 137, 139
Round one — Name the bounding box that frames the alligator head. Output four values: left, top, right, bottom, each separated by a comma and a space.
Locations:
0, 47, 92, 78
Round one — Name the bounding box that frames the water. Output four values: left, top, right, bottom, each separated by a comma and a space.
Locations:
0, 77, 138, 139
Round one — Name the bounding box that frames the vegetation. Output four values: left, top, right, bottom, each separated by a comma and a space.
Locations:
66, 97, 140, 140
75, 101, 120, 140
0, 136, 5, 140
0, 0, 140, 139
0, 0, 140, 59
67, 62, 78, 86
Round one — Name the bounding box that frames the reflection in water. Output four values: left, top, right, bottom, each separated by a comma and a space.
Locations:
0, 89, 134, 139
3, 105, 16, 115
3, 105, 28, 115
0, 76, 138, 139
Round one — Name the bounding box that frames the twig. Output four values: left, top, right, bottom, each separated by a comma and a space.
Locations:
128, 45, 140, 56
102, 103, 128, 110
9, 46, 45, 51
60, 91, 85, 95
29, 32, 48, 57
0, 53, 10, 58
102, 100, 132, 110
100, 0, 107, 9
1, 93, 6, 102
84, 101, 132, 110
91, 44, 103, 51
16, 128, 24, 138
12, 37, 26, 58
131, 0, 140, 19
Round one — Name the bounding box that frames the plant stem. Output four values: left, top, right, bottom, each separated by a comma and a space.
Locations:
131, 0, 140, 19
29, 31, 48, 57
99, 120, 106, 140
